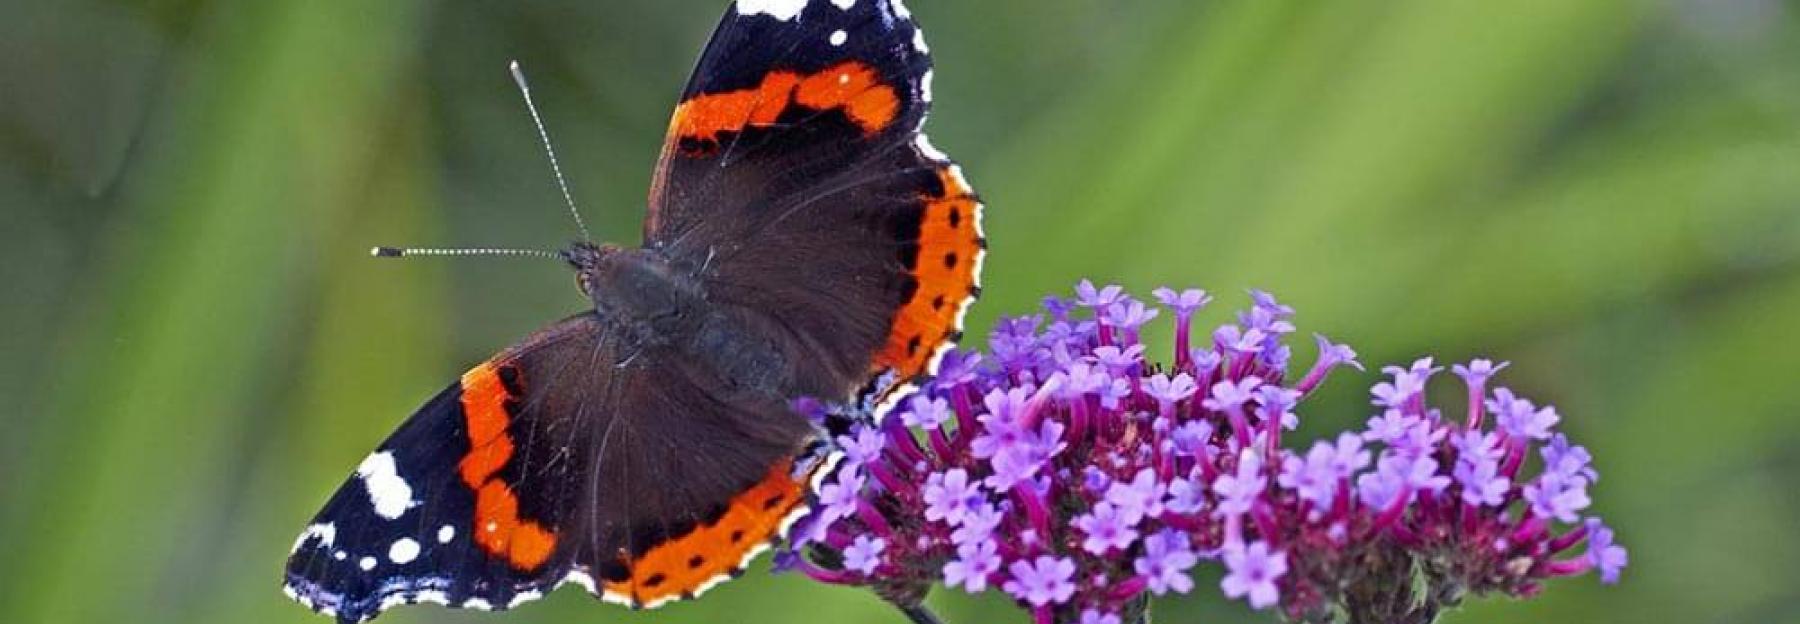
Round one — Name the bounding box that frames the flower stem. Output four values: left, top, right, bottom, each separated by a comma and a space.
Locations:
1120, 593, 1152, 624
895, 603, 947, 624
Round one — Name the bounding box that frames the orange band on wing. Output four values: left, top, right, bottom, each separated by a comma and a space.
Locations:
602, 458, 813, 608
872, 166, 984, 379
459, 361, 558, 572
793, 62, 900, 133
473, 481, 558, 571
669, 61, 899, 146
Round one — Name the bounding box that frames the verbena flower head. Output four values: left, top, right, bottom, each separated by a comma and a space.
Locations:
785, 283, 1626, 624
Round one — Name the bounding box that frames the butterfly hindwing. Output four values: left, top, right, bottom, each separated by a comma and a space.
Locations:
282, 388, 559, 621
286, 313, 831, 621
284, 317, 600, 622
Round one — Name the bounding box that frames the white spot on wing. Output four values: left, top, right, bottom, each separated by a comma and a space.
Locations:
291, 522, 336, 554
388, 538, 420, 564
359, 556, 377, 571
333, 550, 347, 561
736, 0, 807, 21
945, 164, 971, 191
356, 451, 414, 520
508, 590, 544, 609
598, 591, 635, 608
829, 29, 848, 46
891, 0, 913, 19
561, 570, 597, 593
437, 525, 455, 543
463, 598, 494, 611
803, 447, 845, 492
912, 27, 930, 54
915, 134, 948, 161
871, 380, 915, 422
831, 0, 855, 8
921, 69, 934, 103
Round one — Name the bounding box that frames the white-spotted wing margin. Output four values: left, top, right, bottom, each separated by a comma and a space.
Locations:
553, 446, 841, 610
735, 0, 809, 21
872, 0, 983, 426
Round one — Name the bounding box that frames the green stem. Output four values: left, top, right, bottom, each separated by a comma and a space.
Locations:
1122, 593, 1152, 624
895, 603, 947, 624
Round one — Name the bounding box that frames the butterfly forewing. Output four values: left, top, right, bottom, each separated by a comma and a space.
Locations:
648, 0, 983, 404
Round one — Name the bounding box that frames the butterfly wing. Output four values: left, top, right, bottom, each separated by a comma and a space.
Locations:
646, 0, 984, 407
284, 313, 829, 622
283, 316, 602, 621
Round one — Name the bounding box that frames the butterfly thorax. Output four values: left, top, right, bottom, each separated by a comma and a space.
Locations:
565, 241, 791, 396
566, 243, 700, 342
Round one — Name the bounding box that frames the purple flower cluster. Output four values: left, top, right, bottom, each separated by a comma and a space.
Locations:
785, 283, 1626, 623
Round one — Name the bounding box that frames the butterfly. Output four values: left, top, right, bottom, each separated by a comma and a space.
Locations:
281, 0, 983, 621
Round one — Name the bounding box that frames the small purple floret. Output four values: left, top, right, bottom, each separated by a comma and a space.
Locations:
843, 535, 886, 576
943, 538, 1001, 592
1134, 529, 1198, 595
1212, 450, 1267, 518
923, 469, 981, 526
1221, 541, 1287, 609
1075, 280, 1125, 309
1004, 556, 1077, 607
1105, 469, 1165, 525
1074, 502, 1140, 554
1152, 287, 1211, 316
1524, 471, 1592, 523
902, 394, 952, 429
1585, 519, 1628, 584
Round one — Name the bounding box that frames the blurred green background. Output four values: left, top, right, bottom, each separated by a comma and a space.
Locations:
3, 0, 1797, 623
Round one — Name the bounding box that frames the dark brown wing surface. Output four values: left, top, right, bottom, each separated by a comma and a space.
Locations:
284, 313, 827, 620
645, 0, 984, 407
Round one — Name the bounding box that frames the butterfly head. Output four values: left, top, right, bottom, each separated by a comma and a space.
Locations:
561, 240, 618, 294
565, 242, 707, 344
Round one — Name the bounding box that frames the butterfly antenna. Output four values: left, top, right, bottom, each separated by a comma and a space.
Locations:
509, 60, 593, 243
371, 246, 564, 261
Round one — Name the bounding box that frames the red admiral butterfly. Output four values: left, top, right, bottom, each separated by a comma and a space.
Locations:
282, 1, 982, 621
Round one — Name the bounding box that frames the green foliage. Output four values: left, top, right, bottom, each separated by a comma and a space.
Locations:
3, 1, 1797, 623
